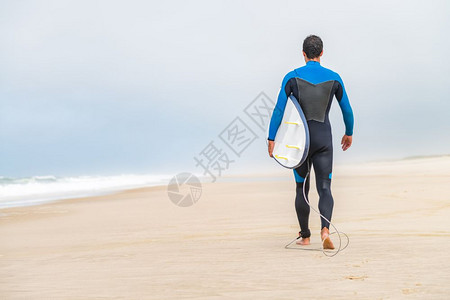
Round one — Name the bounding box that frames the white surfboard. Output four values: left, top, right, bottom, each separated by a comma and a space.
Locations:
268, 95, 310, 169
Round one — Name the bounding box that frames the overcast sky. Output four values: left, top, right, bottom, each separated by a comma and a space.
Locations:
1, 0, 449, 177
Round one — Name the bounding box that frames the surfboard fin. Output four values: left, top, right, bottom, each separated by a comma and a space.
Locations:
285, 145, 300, 150
275, 155, 288, 160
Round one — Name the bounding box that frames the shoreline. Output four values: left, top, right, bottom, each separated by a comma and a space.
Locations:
2, 155, 449, 211
0, 184, 163, 211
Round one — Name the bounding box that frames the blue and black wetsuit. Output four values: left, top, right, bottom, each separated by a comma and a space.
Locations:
268, 61, 354, 238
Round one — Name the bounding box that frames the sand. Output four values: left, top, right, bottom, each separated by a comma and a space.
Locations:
1, 157, 450, 299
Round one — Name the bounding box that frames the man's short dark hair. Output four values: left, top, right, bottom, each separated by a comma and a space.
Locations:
303, 35, 323, 59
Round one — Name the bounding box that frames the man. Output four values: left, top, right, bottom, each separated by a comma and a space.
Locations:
267, 35, 354, 249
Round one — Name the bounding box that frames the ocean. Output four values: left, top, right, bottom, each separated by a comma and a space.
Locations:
0, 174, 173, 209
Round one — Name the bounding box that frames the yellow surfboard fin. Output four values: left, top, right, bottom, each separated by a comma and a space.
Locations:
285, 145, 300, 149
275, 155, 288, 160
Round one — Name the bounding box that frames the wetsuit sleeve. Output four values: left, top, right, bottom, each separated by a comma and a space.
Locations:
268, 73, 295, 141
335, 75, 354, 136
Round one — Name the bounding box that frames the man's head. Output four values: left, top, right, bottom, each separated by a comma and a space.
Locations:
302, 35, 323, 61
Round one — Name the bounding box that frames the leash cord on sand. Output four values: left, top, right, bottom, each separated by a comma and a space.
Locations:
285, 168, 350, 257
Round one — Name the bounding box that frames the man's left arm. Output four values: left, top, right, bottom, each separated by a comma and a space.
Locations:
335, 75, 354, 151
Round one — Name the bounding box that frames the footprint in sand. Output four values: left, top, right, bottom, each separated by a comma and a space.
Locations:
345, 275, 368, 281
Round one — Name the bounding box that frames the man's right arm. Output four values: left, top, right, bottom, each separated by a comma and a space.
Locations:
268, 72, 295, 141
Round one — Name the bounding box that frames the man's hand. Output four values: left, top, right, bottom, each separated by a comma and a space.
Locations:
268, 140, 275, 157
341, 135, 352, 151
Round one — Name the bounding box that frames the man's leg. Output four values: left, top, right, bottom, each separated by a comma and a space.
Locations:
311, 147, 335, 249
294, 160, 311, 243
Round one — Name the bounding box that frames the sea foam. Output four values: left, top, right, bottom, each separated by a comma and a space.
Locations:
0, 174, 171, 209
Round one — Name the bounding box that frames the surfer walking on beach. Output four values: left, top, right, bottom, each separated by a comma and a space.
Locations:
267, 35, 354, 249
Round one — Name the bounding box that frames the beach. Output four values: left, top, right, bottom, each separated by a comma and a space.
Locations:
1, 156, 450, 299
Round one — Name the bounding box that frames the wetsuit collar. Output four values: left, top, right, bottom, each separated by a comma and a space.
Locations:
306, 61, 321, 66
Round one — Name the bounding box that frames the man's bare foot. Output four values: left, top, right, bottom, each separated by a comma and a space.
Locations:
321, 227, 335, 250
296, 237, 310, 246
